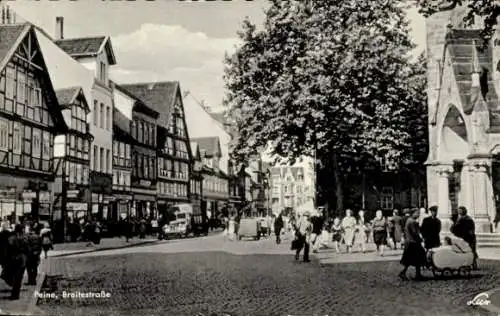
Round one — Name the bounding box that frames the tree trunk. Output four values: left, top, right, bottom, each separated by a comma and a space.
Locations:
332, 152, 343, 217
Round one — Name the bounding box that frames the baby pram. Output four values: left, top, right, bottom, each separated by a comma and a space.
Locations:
426, 236, 474, 277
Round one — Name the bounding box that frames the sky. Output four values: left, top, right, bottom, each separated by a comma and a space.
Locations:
7, 0, 426, 113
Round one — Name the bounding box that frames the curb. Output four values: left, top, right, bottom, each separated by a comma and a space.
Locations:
51, 239, 158, 258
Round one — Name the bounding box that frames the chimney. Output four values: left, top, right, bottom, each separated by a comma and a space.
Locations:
55, 16, 64, 40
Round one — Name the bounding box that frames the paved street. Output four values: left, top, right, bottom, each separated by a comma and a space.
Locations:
27, 233, 500, 316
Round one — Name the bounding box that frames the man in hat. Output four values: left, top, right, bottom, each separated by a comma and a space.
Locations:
26, 225, 42, 285
295, 211, 313, 262
421, 206, 441, 250
5, 224, 28, 299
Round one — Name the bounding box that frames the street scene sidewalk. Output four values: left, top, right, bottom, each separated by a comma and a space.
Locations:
49, 237, 159, 257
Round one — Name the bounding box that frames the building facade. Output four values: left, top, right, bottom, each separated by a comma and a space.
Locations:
53, 87, 92, 226
113, 84, 159, 219
192, 137, 229, 218
0, 23, 67, 223
55, 18, 117, 221
120, 82, 192, 218
189, 142, 203, 213
110, 91, 134, 221
425, 6, 500, 233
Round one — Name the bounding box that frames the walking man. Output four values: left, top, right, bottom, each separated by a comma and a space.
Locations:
421, 206, 441, 250
274, 212, 284, 244
5, 224, 28, 299
295, 211, 313, 262
26, 226, 42, 285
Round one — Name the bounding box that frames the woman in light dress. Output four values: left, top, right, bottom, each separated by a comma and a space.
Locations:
341, 209, 357, 253
354, 210, 367, 253
371, 210, 388, 256
228, 213, 237, 241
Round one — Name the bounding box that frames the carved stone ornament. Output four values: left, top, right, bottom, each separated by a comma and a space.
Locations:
436, 164, 454, 176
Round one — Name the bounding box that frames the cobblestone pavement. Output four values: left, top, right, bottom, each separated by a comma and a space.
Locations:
35, 234, 500, 316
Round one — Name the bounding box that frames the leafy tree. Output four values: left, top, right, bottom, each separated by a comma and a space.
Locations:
224, 0, 427, 213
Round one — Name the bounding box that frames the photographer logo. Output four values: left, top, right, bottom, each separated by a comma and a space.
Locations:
467, 292, 491, 306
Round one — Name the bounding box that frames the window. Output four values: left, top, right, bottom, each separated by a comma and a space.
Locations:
144, 123, 149, 145
380, 187, 394, 210
272, 185, 279, 195
106, 106, 111, 130
93, 145, 98, 171
17, 72, 26, 104
100, 147, 104, 173
69, 135, 75, 157
93, 100, 98, 126
76, 164, 82, 184
100, 62, 106, 83
138, 121, 143, 143
144, 155, 149, 179
12, 122, 22, 154
166, 137, 174, 155
32, 128, 41, 158
100, 103, 104, 129
42, 131, 51, 159
83, 139, 89, 160
5, 67, 15, 100
106, 149, 110, 173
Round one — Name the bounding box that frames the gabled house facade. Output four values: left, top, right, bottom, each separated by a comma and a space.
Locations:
192, 136, 229, 218
0, 23, 68, 223
113, 84, 159, 219
120, 82, 192, 218
53, 87, 92, 226
190, 141, 203, 215
54, 17, 116, 221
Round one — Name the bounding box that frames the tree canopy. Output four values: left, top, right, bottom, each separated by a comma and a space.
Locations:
223, 0, 428, 211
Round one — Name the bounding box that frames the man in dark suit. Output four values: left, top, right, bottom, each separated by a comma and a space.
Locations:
5, 224, 28, 300
451, 206, 478, 269
421, 205, 441, 250
26, 226, 42, 285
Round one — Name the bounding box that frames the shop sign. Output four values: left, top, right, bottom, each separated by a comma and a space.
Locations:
0, 187, 16, 200
22, 191, 36, 200
139, 180, 152, 187
67, 203, 87, 211
67, 190, 80, 199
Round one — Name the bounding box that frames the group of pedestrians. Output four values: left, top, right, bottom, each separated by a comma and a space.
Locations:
286, 205, 478, 275
0, 219, 53, 300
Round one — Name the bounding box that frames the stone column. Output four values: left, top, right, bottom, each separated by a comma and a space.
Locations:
436, 164, 454, 232
468, 158, 494, 233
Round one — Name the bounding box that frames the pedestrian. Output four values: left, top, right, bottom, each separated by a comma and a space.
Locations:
311, 212, 324, 253
40, 222, 53, 259
371, 210, 388, 256
418, 207, 429, 227
228, 213, 236, 241
354, 210, 367, 253
341, 209, 356, 253
401, 208, 411, 244
295, 211, 313, 262
399, 208, 426, 281
26, 225, 42, 285
93, 220, 102, 245
274, 212, 284, 244
139, 218, 147, 239
265, 212, 272, 237
420, 205, 441, 250
451, 206, 478, 269
4, 224, 28, 300
0, 220, 12, 280
331, 217, 342, 253
388, 209, 403, 250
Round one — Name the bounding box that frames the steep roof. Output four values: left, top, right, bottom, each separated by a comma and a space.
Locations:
192, 137, 221, 158
445, 29, 499, 114
55, 36, 116, 65
55, 86, 81, 106
119, 81, 178, 128
113, 83, 160, 119
0, 23, 29, 71
190, 142, 201, 160
0, 23, 67, 132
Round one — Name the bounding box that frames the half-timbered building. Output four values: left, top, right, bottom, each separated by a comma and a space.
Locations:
190, 141, 203, 214
0, 23, 67, 222
120, 82, 192, 219
113, 84, 159, 219
53, 87, 92, 226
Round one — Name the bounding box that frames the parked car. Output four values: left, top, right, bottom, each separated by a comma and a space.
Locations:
238, 218, 261, 240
